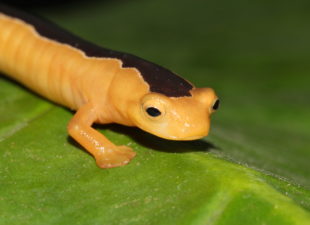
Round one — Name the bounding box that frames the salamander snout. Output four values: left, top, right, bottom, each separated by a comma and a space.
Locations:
129, 87, 219, 141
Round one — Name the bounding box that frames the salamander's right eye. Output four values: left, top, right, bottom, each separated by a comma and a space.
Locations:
141, 94, 167, 120
146, 107, 161, 117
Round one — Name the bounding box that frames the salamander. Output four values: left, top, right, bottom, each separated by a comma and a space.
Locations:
0, 4, 220, 168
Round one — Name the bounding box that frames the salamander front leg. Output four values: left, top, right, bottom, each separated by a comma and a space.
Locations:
67, 104, 136, 168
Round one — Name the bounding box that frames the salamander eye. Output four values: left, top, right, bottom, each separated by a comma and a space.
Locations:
146, 107, 161, 117
212, 99, 220, 111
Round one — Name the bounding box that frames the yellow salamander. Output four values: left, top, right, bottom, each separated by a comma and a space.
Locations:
0, 4, 219, 168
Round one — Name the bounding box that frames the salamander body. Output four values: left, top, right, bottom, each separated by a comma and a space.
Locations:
0, 4, 219, 168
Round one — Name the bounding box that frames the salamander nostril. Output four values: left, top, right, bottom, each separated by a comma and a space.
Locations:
212, 99, 220, 110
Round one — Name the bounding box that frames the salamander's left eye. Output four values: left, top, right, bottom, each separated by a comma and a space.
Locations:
212, 99, 220, 111
146, 107, 161, 117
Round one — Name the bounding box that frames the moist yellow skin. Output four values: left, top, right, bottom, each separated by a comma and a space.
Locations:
0, 13, 218, 168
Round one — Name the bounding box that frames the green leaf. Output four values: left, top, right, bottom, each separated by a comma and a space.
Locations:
1, 0, 310, 224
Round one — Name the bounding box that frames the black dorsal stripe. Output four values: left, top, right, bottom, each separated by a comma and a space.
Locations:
0, 3, 193, 97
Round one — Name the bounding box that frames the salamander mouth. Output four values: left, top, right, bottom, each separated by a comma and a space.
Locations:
159, 134, 205, 141
174, 135, 205, 141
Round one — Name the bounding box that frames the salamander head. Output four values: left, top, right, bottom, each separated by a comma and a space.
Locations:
129, 87, 219, 140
